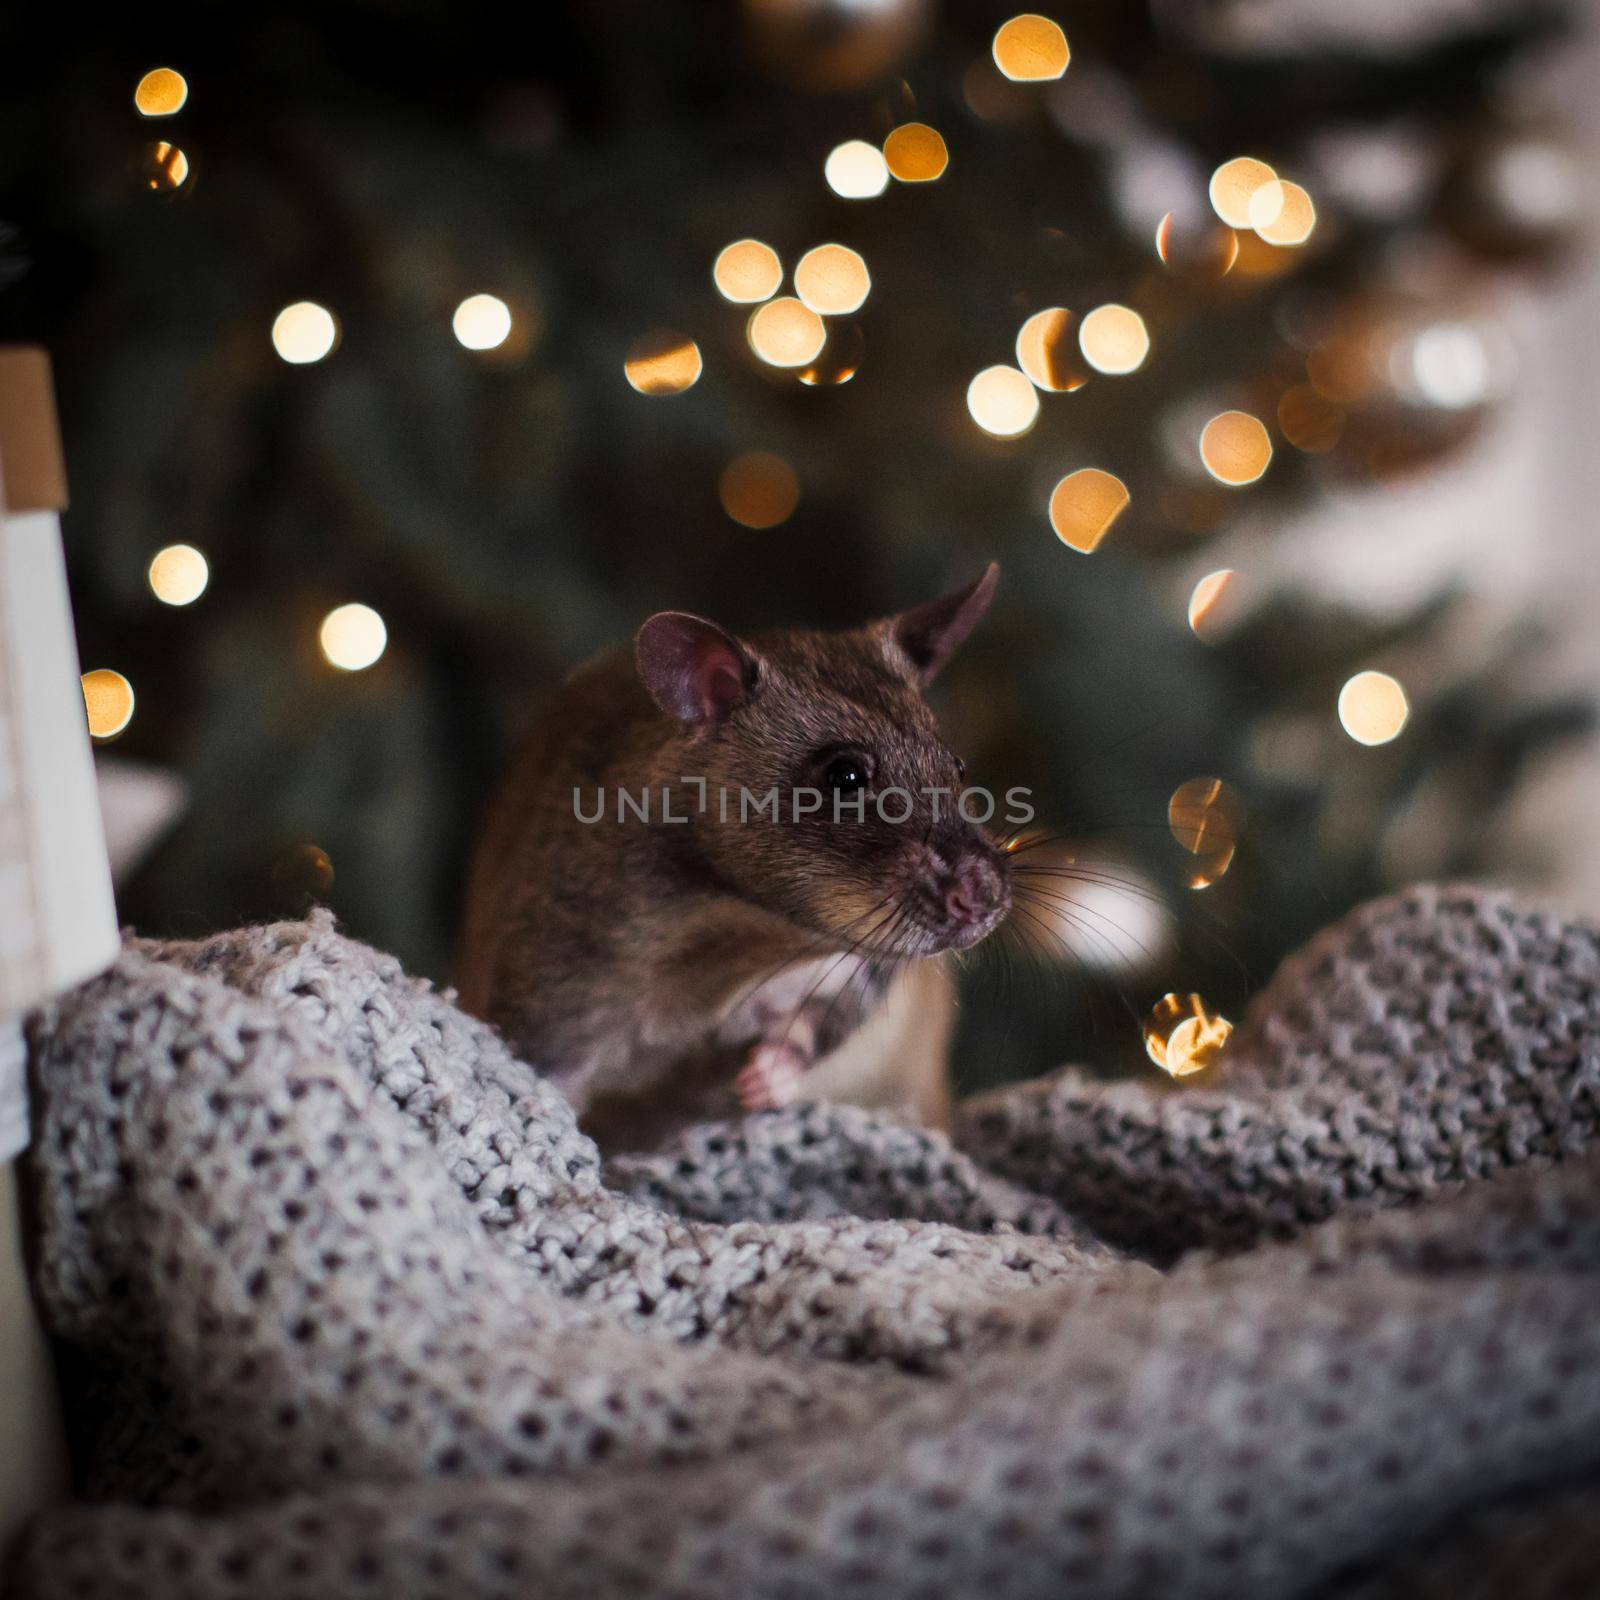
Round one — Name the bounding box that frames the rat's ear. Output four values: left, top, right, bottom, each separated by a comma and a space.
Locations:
635, 612, 758, 726
890, 562, 999, 684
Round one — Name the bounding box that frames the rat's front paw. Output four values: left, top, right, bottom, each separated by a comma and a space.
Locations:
735, 1040, 808, 1112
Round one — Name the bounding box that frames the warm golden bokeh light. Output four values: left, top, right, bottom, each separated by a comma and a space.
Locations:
824, 140, 890, 200
272, 301, 339, 365
966, 365, 1040, 438
1277, 385, 1346, 453
798, 324, 864, 387
712, 239, 783, 304
1199, 410, 1273, 486
992, 14, 1070, 81
1145, 993, 1232, 1077
1155, 212, 1239, 279
1338, 671, 1410, 746
624, 330, 703, 394
144, 141, 190, 192
883, 122, 949, 182
793, 244, 871, 315
319, 604, 388, 672
1079, 304, 1149, 376
452, 293, 513, 351
1049, 468, 1129, 553
1187, 568, 1237, 641
147, 544, 209, 607
719, 451, 800, 529
1168, 776, 1242, 887
1255, 181, 1316, 246
81, 670, 135, 741
1209, 157, 1279, 229
134, 67, 188, 117
1245, 178, 1286, 232
748, 297, 827, 368
1016, 308, 1088, 392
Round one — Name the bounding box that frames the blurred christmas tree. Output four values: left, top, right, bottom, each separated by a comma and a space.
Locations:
0, 0, 1590, 1088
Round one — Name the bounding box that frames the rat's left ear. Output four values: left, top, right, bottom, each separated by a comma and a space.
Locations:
635, 611, 758, 726
890, 562, 999, 684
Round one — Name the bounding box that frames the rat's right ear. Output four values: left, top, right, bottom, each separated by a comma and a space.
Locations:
635, 612, 757, 726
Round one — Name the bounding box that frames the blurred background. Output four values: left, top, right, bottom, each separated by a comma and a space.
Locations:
3, 0, 1598, 1091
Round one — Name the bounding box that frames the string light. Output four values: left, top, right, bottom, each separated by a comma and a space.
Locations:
1338, 671, 1409, 746
1255, 182, 1316, 246
624, 331, 703, 394
1144, 993, 1232, 1077
452, 294, 513, 351
1199, 410, 1272, 486
133, 67, 188, 117
272, 302, 339, 365
1079, 304, 1149, 376
81, 670, 135, 741
1209, 157, 1279, 229
793, 244, 871, 316
966, 366, 1039, 438
992, 14, 1070, 81
712, 240, 783, 304
824, 141, 890, 200
1155, 212, 1238, 278
147, 544, 209, 606
883, 123, 948, 182
1016, 308, 1088, 392
1187, 569, 1237, 641
143, 141, 190, 192
719, 451, 800, 528
748, 298, 826, 368
1168, 776, 1242, 887
1049, 468, 1129, 552
319, 604, 388, 672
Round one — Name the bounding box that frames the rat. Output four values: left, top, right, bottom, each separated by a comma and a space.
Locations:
455, 564, 1013, 1151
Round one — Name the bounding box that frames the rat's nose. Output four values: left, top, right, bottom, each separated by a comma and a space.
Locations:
943, 855, 1002, 926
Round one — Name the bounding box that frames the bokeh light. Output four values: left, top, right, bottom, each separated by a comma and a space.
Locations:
1079, 304, 1149, 376
1245, 178, 1287, 232
1144, 993, 1232, 1077
1255, 181, 1316, 246
1016, 308, 1088, 392
793, 244, 871, 315
1187, 568, 1237, 641
712, 239, 783, 304
319, 604, 388, 672
271, 302, 339, 365
748, 297, 827, 367
134, 67, 188, 117
1404, 322, 1493, 410
1049, 468, 1129, 552
452, 293, 513, 351
1168, 776, 1242, 886
799, 323, 864, 387
1199, 410, 1272, 486
1338, 671, 1409, 746
624, 330, 703, 394
966, 365, 1040, 438
1277, 385, 1345, 453
824, 140, 890, 200
883, 122, 948, 182
143, 141, 190, 192
719, 451, 800, 529
147, 543, 209, 606
81, 670, 135, 741
1155, 212, 1238, 279
1209, 157, 1279, 229
992, 14, 1070, 81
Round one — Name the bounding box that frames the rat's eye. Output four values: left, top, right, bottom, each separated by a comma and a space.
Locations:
955, 756, 968, 781
824, 754, 871, 794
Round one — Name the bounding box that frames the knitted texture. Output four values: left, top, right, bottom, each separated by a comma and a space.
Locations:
8, 884, 1600, 1599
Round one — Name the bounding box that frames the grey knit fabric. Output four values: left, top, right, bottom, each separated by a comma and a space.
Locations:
8, 884, 1600, 1599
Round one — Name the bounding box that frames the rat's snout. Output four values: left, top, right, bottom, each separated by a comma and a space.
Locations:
944, 854, 1002, 928
912, 829, 1010, 951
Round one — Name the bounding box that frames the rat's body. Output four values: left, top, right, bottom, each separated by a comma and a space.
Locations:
457, 567, 1010, 1151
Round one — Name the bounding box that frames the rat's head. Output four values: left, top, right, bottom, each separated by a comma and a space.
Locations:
634, 564, 1012, 959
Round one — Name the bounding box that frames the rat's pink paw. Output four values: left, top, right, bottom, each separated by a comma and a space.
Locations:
735, 1041, 807, 1112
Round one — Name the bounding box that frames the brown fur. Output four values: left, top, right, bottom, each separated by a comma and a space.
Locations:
457, 571, 1010, 1150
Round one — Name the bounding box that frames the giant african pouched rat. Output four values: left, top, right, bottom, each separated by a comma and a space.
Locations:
457, 564, 1014, 1150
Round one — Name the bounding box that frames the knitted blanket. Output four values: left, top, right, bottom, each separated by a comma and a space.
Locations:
8, 885, 1600, 1599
